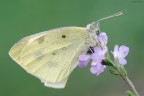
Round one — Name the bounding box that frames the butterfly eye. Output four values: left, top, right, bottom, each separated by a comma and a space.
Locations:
96, 30, 100, 36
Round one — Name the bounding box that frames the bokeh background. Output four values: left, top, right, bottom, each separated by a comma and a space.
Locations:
0, 0, 144, 96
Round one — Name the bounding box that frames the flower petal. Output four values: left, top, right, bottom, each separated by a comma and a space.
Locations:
91, 53, 104, 63
78, 54, 90, 68
112, 45, 119, 59
119, 45, 129, 58
90, 66, 98, 74
119, 58, 127, 65
78, 61, 89, 68
79, 54, 90, 61
98, 55, 105, 62
94, 46, 101, 53
97, 32, 108, 46
92, 46, 106, 61
90, 63, 105, 76
96, 64, 105, 76
91, 53, 98, 61
91, 61, 97, 66
102, 46, 108, 54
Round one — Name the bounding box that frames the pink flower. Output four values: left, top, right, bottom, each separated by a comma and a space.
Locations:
112, 45, 129, 65
78, 32, 108, 76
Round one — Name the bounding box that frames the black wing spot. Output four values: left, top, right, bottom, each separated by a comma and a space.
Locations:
62, 35, 66, 38
52, 52, 56, 55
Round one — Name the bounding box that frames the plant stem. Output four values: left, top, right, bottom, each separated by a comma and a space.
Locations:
114, 66, 140, 96
125, 77, 139, 96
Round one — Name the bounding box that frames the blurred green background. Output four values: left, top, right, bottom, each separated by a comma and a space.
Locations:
0, 0, 144, 96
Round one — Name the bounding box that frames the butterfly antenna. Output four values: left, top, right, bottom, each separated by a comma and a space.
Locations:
97, 9, 126, 22
86, 9, 126, 33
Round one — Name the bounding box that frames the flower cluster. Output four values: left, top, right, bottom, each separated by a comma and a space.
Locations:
78, 32, 129, 76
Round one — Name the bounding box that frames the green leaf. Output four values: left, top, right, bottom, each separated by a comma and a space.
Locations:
109, 69, 119, 75
127, 91, 135, 96
119, 65, 127, 77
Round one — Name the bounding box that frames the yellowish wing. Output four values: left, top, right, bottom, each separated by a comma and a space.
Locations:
9, 27, 91, 88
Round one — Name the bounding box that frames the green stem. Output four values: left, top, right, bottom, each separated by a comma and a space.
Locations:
105, 55, 139, 96
126, 77, 139, 96
113, 66, 139, 96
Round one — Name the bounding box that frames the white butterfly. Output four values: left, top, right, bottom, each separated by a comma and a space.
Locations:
9, 10, 125, 88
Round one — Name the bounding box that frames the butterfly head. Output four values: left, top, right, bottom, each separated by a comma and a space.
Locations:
86, 21, 100, 36
86, 21, 101, 45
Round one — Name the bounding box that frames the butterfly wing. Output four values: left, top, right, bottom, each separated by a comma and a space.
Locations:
9, 27, 94, 88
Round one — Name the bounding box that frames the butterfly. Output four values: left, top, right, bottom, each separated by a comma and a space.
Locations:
9, 10, 125, 88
